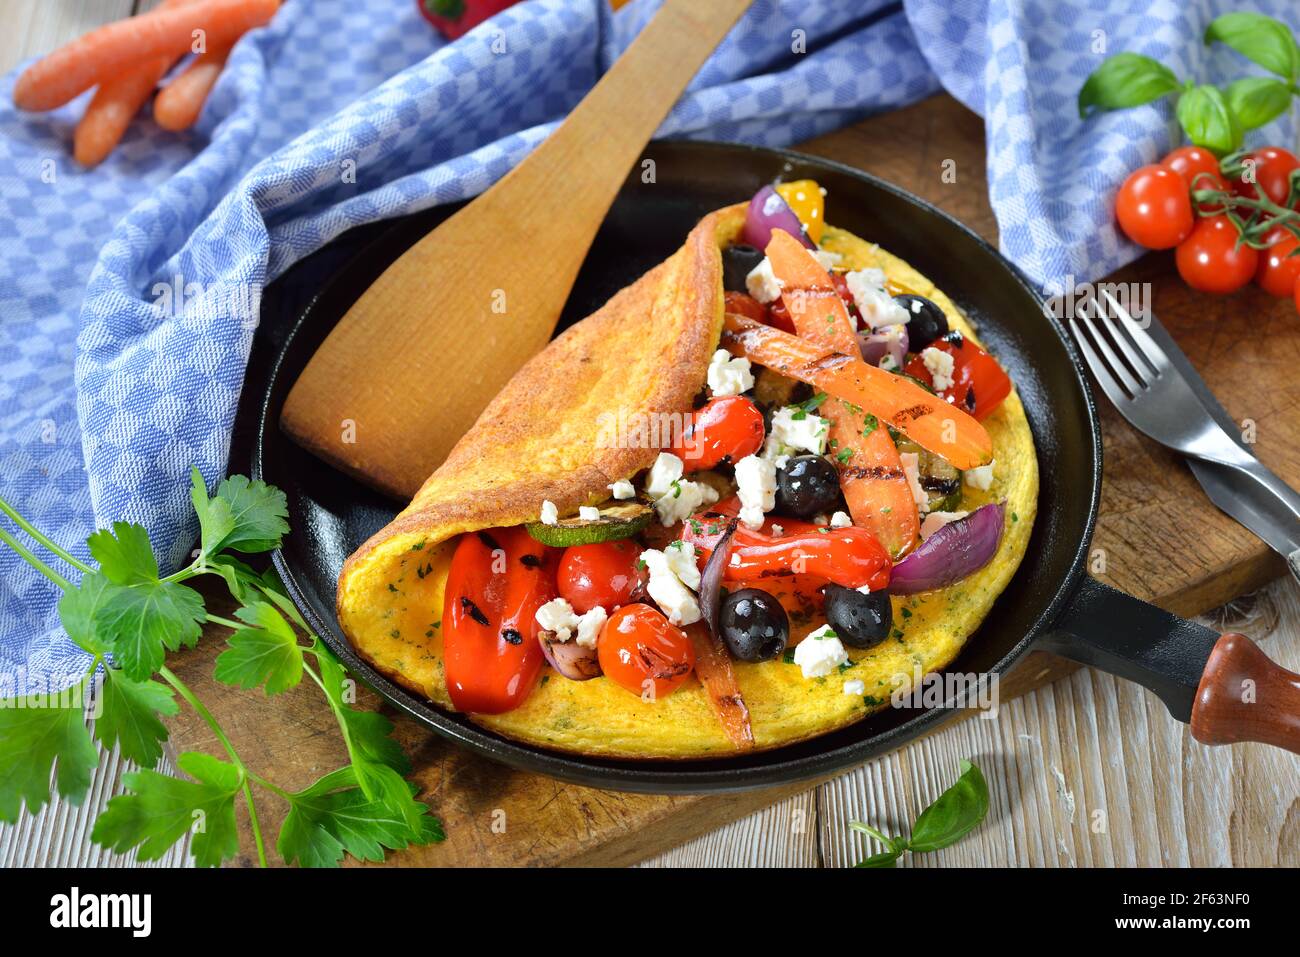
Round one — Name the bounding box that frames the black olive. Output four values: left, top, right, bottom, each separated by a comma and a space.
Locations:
719, 588, 789, 662
722, 244, 766, 293
823, 585, 892, 648
893, 295, 948, 351
775, 455, 841, 518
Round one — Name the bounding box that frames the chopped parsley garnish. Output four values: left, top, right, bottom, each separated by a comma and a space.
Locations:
836, 447, 854, 464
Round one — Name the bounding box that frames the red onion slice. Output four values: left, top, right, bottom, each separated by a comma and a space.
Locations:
742, 185, 815, 252
538, 631, 602, 681
858, 324, 909, 368
698, 517, 740, 638
891, 503, 1005, 594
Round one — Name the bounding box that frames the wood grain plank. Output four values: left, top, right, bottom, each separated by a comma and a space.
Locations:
0, 0, 136, 74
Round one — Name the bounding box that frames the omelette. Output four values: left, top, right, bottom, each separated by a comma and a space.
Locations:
336, 183, 1038, 759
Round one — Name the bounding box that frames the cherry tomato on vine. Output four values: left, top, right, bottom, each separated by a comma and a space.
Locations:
557, 540, 644, 613
1231, 146, 1300, 207
1254, 228, 1300, 298
668, 395, 765, 471
1115, 165, 1194, 249
1161, 145, 1228, 213
1175, 215, 1259, 295
597, 604, 695, 700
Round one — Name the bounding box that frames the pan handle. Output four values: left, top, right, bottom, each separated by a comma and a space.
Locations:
1039, 577, 1300, 754
1190, 633, 1300, 753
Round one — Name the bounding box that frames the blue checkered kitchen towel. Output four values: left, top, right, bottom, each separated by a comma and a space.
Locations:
1, 0, 1296, 692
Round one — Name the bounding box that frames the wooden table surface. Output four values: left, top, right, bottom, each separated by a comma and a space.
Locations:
1, 0, 1298, 869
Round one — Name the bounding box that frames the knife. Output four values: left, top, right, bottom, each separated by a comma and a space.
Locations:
1114, 297, 1300, 586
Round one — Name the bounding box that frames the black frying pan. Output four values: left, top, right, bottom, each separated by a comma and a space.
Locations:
247, 141, 1300, 794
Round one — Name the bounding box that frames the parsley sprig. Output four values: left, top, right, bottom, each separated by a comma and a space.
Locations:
0, 466, 443, 867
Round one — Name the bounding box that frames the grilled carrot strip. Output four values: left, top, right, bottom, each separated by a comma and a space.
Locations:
685, 622, 754, 751
721, 311, 993, 470
765, 230, 920, 557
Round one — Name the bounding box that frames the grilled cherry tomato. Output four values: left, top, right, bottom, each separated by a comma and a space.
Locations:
1175, 215, 1258, 295
1114, 164, 1193, 249
442, 527, 557, 714
830, 271, 861, 324
417, 0, 518, 40
598, 604, 695, 700
669, 395, 764, 471
557, 540, 644, 613
1254, 228, 1300, 298
903, 333, 1011, 420
682, 498, 890, 592
765, 296, 797, 334
1231, 146, 1300, 206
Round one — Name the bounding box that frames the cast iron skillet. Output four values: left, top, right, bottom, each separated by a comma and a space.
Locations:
248, 141, 1300, 794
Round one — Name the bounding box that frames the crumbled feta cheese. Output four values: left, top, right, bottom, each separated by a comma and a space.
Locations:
879, 355, 899, 372
608, 479, 636, 500
920, 510, 970, 540
770, 524, 784, 537
829, 510, 852, 528
573, 605, 607, 649
536, 598, 607, 647
899, 452, 929, 513
793, 625, 848, 678
734, 454, 777, 530
663, 540, 700, 589
652, 478, 718, 527
762, 405, 829, 462
845, 267, 907, 329
640, 546, 701, 625
922, 346, 955, 391
539, 500, 559, 525
843, 679, 866, 696
746, 257, 783, 304
964, 460, 995, 491
814, 249, 842, 271
706, 349, 754, 397
578, 506, 601, 521
813, 514, 830, 527
644, 452, 684, 499
855, 583, 872, 594
536, 597, 577, 641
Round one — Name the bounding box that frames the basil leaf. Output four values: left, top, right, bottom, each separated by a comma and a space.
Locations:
1176, 85, 1243, 155
906, 759, 989, 853
1224, 76, 1293, 131
1205, 12, 1300, 82
1078, 52, 1180, 119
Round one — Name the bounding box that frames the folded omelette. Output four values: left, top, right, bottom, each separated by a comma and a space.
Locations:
336, 198, 1038, 759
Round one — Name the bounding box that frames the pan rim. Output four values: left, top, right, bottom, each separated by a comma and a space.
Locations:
255, 138, 1102, 794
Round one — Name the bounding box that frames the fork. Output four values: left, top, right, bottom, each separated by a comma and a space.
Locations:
1069, 288, 1300, 584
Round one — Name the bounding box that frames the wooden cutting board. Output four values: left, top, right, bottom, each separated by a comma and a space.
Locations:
165, 93, 1299, 867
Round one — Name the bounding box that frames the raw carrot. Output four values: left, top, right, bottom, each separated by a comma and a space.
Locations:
765, 230, 920, 557
14, 0, 278, 112
73, 57, 173, 167
154, 37, 234, 131
721, 311, 994, 471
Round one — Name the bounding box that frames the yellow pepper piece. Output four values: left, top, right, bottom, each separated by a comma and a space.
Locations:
775, 179, 825, 244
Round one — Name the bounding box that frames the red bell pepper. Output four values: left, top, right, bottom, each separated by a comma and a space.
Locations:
904, 333, 1011, 421
442, 526, 557, 714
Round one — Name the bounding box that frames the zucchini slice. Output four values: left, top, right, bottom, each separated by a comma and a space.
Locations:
525, 501, 653, 547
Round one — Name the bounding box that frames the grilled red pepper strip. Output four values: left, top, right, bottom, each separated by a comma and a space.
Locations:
904, 333, 1011, 421
683, 497, 891, 592
442, 526, 557, 714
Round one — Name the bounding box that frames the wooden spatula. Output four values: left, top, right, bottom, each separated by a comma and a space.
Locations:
281, 0, 753, 500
